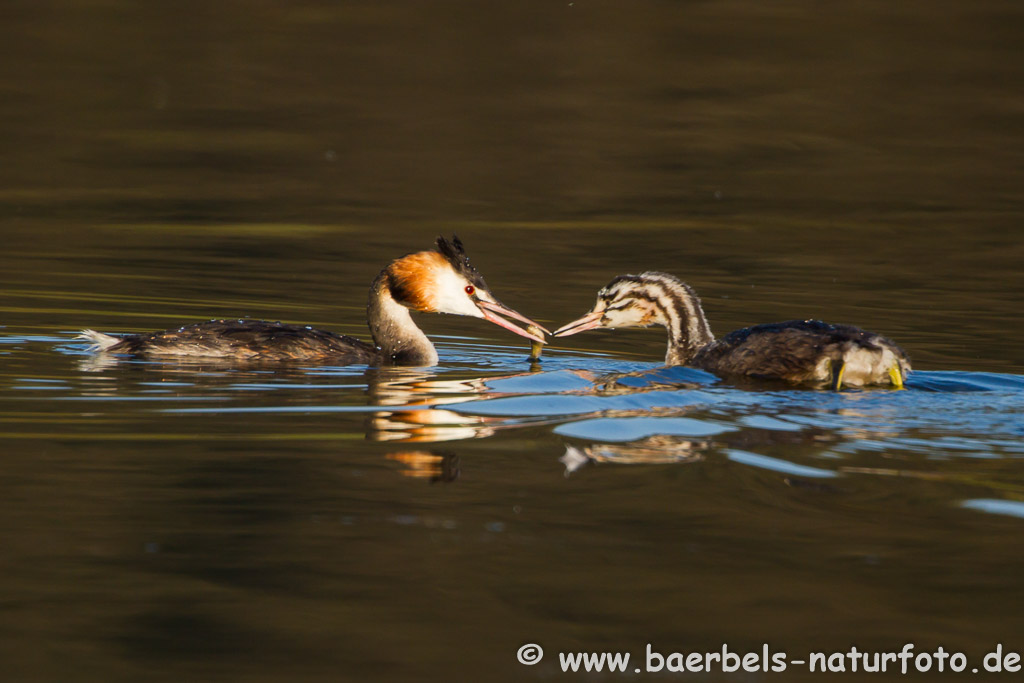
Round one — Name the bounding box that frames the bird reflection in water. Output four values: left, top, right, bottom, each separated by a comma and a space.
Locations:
557, 402, 866, 478
364, 365, 543, 443
367, 366, 541, 483
560, 436, 710, 475
386, 451, 461, 482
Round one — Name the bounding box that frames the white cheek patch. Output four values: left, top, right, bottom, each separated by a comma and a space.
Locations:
604, 304, 650, 328
432, 269, 484, 317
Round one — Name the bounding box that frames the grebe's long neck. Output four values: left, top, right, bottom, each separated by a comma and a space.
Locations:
367, 271, 438, 366
640, 273, 715, 365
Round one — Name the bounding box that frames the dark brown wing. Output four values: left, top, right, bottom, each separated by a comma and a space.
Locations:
110, 319, 377, 363
693, 319, 900, 382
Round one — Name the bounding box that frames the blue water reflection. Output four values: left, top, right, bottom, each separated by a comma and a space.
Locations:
31, 336, 1024, 499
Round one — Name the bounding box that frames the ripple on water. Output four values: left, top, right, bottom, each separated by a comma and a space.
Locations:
736, 414, 804, 431
19, 336, 1024, 472
448, 390, 719, 418
725, 449, 838, 479
961, 499, 1024, 520
554, 416, 735, 441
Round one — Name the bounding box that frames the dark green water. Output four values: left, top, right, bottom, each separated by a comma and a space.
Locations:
2, 2, 1024, 681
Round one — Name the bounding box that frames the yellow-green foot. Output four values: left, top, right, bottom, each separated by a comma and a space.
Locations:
830, 359, 846, 391
888, 364, 904, 389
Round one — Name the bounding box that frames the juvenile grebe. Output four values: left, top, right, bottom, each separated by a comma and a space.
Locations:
553, 272, 909, 389
80, 236, 547, 365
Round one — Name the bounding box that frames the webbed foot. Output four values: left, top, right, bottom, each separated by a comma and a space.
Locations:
888, 364, 904, 389
830, 359, 846, 391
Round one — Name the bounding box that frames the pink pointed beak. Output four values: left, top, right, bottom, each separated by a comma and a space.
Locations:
477, 300, 549, 344
553, 310, 605, 337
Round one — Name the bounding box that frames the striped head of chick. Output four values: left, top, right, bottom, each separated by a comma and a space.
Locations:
556, 273, 708, 334
553, 272, 715, 365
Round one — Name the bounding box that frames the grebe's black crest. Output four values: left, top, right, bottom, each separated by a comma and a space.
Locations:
435, 234, 487, 289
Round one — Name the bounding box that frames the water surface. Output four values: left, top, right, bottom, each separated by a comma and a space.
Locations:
2, 1, 1024, 681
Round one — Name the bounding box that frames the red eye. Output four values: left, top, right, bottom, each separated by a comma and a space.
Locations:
465, 285, 475, 295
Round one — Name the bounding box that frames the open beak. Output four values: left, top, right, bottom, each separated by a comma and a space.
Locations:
553, 310, 604, 337
477, 300, 549, 344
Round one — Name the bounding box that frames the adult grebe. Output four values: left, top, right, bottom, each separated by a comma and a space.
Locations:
80, 236, 547, 365
553, 272, 909, 389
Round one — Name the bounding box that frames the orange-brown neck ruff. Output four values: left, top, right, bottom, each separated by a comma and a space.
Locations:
387, 251, 448, 312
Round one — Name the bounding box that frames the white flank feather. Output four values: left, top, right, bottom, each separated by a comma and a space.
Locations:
77, 329, 123, 351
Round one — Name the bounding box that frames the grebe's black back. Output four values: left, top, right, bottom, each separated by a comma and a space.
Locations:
83, 319, 379, 364
554, 272, 909, 389
80, 236, 547, 365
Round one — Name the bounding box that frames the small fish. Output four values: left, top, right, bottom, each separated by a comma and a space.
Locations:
527, 324, 546, 362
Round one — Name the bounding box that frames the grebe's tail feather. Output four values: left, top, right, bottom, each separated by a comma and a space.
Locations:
77, 329, 122, 352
